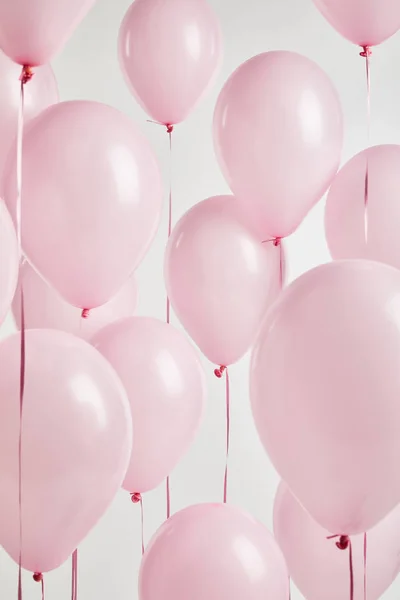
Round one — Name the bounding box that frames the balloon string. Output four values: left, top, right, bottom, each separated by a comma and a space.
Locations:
71, 549, 78, 600
131, 493, 145, 555
273, 237, 283, 289
33, 574, 44, 600
166, 476, 171, 520
363, 533, 367, 600
214, 366, 230, 503
17, 65, 33, 600
360, 46, 371, 243
327, 534, 353, 600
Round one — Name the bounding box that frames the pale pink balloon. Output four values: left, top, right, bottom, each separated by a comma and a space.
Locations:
0, 329, 132, 573
92, 317, 205, 493
0, 0, 95, 66
0, 51, 58, 178
325, 145, 400, 270
251, 260, 400, 535
164, 195, 282, 366
312, 0, 400, 47
139, 503, 289, 600
118, 0, 222, 125
213, 51, 343, 239
12, 262, 138, 341
3, 100, 162, 310
0, 201, 18, 326
274, 482, 400, 600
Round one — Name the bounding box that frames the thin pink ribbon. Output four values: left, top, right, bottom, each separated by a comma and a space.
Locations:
363, 533, 367, 600
214, 366, 230, 503
360, 46, 371, 243
71, 549, 78, 600
33, 573, 44, 600
131, 493, 145, 555
327, 535, 354, 600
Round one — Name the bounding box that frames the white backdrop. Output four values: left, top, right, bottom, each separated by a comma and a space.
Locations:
1, 0, 400, 597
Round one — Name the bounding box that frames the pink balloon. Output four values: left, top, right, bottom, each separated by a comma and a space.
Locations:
12, 262, 138, 341
312, 0, 400, 48
0, 0, 95, 66
0, 201, 18, 326
118, 0, 222, 125
251, 260, 400, 535
0, 329, 132, 573
274, 482, 400, 600
139, 503, 289, 600
0, 51, 58, 178
325, 145, 400, 270
92, 317, 205, 493
4, 100, 162, 310
164, 195, 283, 366
213, 51, 343, 239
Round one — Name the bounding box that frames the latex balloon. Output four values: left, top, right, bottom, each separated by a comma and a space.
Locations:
164, 195, 282, 366
0, 51, 58, 178
274, 482, 400, 600
0, 201, 18, 326
214, 51, 343, 239
12, 262, 138, 340
0, 0, 95, 66
92, 317, 205, 493
325, 145, 400, 270
0, 329, 132, 573
139, 503, 289, 600
3, 100, 162, 310
312, 0, 400, 48
251, 260, 400, 535
118, 0, 222, 125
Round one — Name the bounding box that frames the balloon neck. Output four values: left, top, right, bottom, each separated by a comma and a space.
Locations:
214, 366, 227, 378
166, 124, 174, 134
19, 65, 34, 85
360, 46, 372, 58
273, 237, 281, 247
131, 492, 142, 504
81, 308, 90, 319
33, 572, 43, 583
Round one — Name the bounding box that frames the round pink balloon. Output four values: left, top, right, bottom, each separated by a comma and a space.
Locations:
251, 260, 400, 535
274, 482, 400, 600
12, 262, 138, 340
3, 100, 162, 310
0, 329, 132, 573
0, 51, 58, 178
139, 503, 289, 600
213, 51, 343, 239
92, 317, 205, 493
325, 145, 400, 270
118, 0, 222, 125
164, 195, 283, 366
0, 201, 18, 326
0, 0, 95, 66
312, 0, 400, 47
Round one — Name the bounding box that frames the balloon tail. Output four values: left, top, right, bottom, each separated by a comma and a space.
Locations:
17, 65, 33, 600
327, 535, 353, 600
363, 533, 367, 600
33, 573, 44, 600
360, 46, 371, 245
214, 366, 230, 503
131, 493, 145, 555
71, 549, 78, 600
81, 308, 90, 319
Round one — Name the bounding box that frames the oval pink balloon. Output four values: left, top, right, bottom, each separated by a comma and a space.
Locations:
274, 482, 400, 600
164, 195, 283, 366
118, 0, 222, 125
0, 0, 95, 66
0, 201, 18, 326
139, 503, 289, 600
0, 329, 132, 573
0, 51, 58, 178
3, 100, 162, 310
251, 260, 400, 535
312, 0, 400, 47
12, 262, 138, 340
325, 145, 400, 270
92, 317, 205, 493
213, 51, 343, 239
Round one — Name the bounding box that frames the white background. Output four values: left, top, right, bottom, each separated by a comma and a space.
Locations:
1, 0, 400, 597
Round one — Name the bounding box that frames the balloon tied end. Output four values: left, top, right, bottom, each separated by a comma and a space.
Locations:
273, 237, 281, 247
81, 308, 90, 319
20, 65, 34, 85
327, 534, 350, 550
360, 46, 372, 58
33, 572, 43, 583
214, 365, 227, 378
131, 492, 142, 504
166, 124, 174, 134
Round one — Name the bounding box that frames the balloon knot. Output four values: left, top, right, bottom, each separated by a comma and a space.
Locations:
214, 366, 226, 378
360, 46, 372, 58
131, 492, 142, 504
166, 124, 174, 134
20, 65, 34, 85
33, 572, 43, 583
327, 534, 350, 550
81, 308, 90, 319
273, 237, 281, 247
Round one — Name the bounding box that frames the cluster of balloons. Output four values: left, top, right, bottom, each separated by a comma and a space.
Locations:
1, 0, 400, 598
